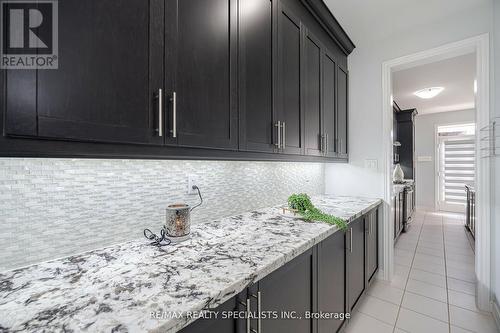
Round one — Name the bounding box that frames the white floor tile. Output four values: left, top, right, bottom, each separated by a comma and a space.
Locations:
446, 258, 475, 271
411, 259, 446, 276
450, 325, 474, 333
402, 291, 449, 322
414, 252, 445, 265
357, 295, 400, 325
396, 308, 449, 333
448, 290, 481, 313
446, 252, 474, 264
349, 209, 495, 333
395, 254, 413, 267
447, 266, 476, 283
409, 268, 447, 288
405, 279, 448, 302
416, 246, 444, 258
367, 280, 404, 305
344, 312, 394, 333
394, 329, 409, 333
449, 305, 498, 333
447, 277, 475, 296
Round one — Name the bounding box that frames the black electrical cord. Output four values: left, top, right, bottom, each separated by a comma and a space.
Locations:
143, 227, 171, 247
190, 185, 203, 211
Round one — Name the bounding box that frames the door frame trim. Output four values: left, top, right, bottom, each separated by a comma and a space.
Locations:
381, 34, 491, 311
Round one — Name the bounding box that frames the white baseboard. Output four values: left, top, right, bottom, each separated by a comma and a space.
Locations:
493, 298, 500, 331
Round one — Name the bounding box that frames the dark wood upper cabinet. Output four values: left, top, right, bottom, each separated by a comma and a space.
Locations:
164, 0, 238, 150
318, 230, 346, 333
6, 0, 164, 145
1, 0, 354, 161
347, 216, 365, 312
238, 0, 276, 153
303, 29, 323, 156
277, 1, 304, 155
337, 67, 348, 158
322, 51, 337, 157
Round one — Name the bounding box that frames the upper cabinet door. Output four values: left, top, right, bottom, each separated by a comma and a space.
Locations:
337, 67, 348, 158
322, 51, 337, 157
277, 1, 304, 155
303, 29, 323, 156
165, 0, 238, 150
9, 0, 164, 145
238, 0, 276, 153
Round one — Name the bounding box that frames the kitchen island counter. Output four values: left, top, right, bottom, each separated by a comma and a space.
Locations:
0, 195, 381, 333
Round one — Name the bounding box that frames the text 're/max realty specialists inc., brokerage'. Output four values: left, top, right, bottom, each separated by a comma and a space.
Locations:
151, 310, 351, 321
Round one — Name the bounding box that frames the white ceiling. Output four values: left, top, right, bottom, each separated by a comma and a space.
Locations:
323, 0, 491, 47
392, 53, 476, 114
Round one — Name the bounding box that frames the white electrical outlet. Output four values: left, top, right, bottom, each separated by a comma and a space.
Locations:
364, 159, 378, 171
187, 174, 199, 195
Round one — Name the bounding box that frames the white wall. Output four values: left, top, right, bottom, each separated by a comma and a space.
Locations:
413, 109, 475, 209
492, 0, 500, 311
324, 2, 492, 198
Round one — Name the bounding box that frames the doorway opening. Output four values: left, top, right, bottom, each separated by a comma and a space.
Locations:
381, 34, 491, 311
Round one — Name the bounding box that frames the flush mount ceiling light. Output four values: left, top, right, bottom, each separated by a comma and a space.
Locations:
413, 87, 444, 99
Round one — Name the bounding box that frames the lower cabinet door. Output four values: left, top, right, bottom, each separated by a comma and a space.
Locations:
347, 216, 365, 312
257, 248, 316, 333
178, 290, 246, 333
366, 208, 379, 283
318, 231, 347, 333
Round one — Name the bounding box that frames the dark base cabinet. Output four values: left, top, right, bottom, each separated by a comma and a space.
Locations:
347, 216, 365, 312
366, 208, 379, 284
180, 205, 380, 333
256, 248, 316, 333
394, 191, 404, 242
178, 291, 247, 333
317, 229, 346, 333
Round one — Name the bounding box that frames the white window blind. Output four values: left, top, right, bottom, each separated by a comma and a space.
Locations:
437, 124, 475, 212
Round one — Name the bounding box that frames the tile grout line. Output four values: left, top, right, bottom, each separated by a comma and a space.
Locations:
392, 213, 425, 333
442, 214, 452, 333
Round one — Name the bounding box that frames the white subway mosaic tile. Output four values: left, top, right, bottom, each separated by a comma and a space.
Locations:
0, 158, 324, 271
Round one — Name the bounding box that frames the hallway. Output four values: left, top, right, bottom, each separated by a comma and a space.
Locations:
346, 209, 498, 333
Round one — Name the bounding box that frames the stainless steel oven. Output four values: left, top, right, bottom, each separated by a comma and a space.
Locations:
403, 185, 414, 232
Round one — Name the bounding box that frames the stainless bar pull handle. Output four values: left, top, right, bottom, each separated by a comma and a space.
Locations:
350, 227, 353, 253
239, 298, 251, 333
320, 135, 324, 153
251, 292, 262, 333
170, 92, 177, 138
339, 138, 343, 154
157, 89, 163, 137
326, 133, 329, 154
282, 122, 286, 150
275, 121, 281, 148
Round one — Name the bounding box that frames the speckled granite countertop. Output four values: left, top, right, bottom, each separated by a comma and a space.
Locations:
0, 195, 382, 333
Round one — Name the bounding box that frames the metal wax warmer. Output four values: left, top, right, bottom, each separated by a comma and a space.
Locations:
165, 204, 192, 239
164, 186, 203, 242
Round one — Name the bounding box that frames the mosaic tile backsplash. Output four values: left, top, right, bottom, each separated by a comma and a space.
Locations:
0, 158, 324, 271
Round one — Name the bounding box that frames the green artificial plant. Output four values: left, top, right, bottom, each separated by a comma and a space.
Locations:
287, 193, 347, 231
